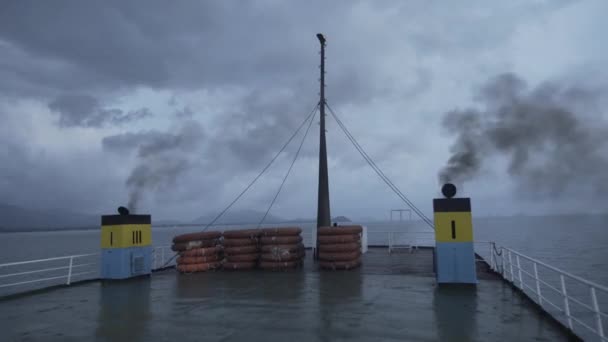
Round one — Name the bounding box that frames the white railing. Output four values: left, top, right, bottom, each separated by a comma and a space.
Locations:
151, 245, 177, 270
0, 246, 178, 296
0, 253, 99, 295
487, 243, 607, 342
367, 231, 435, 253
307, 228, 435, 254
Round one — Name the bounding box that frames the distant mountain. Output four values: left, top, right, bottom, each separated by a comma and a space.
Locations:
333, 216, 352, 223
284, 216, 353, 224
153, 219, 185, 226
0, 203, 99, 232
355, 216, 382, 223
0, 202, 355, 232
192, 209, 285, 225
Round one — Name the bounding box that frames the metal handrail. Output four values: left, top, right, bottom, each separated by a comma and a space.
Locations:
0, 271, 96, 288
502, 246, 608, 293
0, 262, 96, 279
0, 253, 99, 291
151, 245, 177, 270
308, 228, 434, 254
0, 246, 176, 295
488, 243, 607, 341
366, 231, 435, 253
0, 253, 98, 267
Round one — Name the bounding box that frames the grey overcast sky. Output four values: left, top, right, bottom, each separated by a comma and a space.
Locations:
1, 0, 607, 221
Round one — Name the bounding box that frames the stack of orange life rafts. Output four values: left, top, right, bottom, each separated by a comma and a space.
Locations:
259, 227, 305, 270
172, 231, 222, 273
317, 225, 362, 270
222, 229, 260, 270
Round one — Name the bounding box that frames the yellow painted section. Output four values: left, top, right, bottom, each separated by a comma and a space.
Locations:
101, 224, 151, 248
434, 212, 473, 242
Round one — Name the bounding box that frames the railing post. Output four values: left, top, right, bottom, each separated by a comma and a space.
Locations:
533, 262, 542, 305
560, 275, 573, 330
508, 250, 514, 282
501, 247, 506, 277
590, 287, 605, 339
516, 254, 523, 289
489, 243, 495, 271
388, 232, 392, 254
66, 256, 73, 285
152, 248, 156, 270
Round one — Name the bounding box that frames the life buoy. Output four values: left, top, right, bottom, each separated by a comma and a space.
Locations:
223, 229, 261, 239
318, 243, 360, 253
317, 226, 362, 235
319, 251, 361, 262
260, 243, 303, 253
177, 254, 220, 264
258, 261, 301, 270
260, 236, 302, 245
259, 227, 302, 236
317, 235, 360, 244
172, 231, 222, 243
260, 252, 303, 262
224, 245, 259, 255
222, 261, 256, 270
179, 246, 222, 257
177, 262, 221, 273
171, 239, 217, 251
222, 238, 257, 247
225, 253, 259, 262
319, 258, 361, 270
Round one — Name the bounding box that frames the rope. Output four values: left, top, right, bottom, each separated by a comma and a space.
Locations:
491, 243, 504, 274
198, 102, 321, 233
326, 102, 435, 229
257, 106, 318, 227
492, 242, 503, 256
159, 253, 178, 269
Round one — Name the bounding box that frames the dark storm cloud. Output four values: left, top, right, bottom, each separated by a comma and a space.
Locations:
0, 0, 590, 219
174, 106, 194, 119
114, 108, 153, 125
102, 125, 203, 157
0, 1, 311, 93
439, 73, 608, 197
48, 94, 152, 128
0, 1, 170, 89
0, 1, 412, 106
102, 131, 177, 153
0, 1, 575, 102
102, 121, 205, 212
212, 87, 319, 168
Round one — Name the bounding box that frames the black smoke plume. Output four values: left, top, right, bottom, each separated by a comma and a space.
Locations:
439, 73, 608, 197
102, 121, 204, 213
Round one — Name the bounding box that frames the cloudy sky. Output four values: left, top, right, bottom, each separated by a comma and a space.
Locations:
1, 0, 607, 221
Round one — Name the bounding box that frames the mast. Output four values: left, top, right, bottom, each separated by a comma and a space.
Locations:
316, 33, 331, 230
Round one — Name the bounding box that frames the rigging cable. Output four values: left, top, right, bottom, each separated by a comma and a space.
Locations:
160, 103, 321, 268
198, 102, 320, 233
326, 102, 435, 229
329, 108, 434, 228
327, 103, 434, 228
257, 106, 318, 228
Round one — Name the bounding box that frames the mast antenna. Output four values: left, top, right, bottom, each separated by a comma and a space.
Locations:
316, 33, 331, 233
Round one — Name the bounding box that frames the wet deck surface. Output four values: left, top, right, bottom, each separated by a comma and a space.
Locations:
0, 248, 573, 341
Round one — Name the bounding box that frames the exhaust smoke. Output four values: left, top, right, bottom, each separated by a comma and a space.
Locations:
102, 120, 205, 213
439, 73, 608, 198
